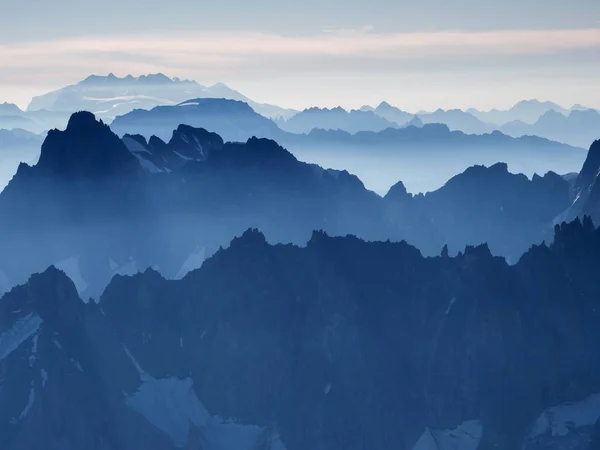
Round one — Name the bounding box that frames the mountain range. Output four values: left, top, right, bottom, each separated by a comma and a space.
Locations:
27, 74, 296, 120
109, 98, 587, 194
468, 99, 592, 126
3, 215, 600, 449
0, 111, 597, 298
3, 76, 598, 155
0, 102, 70, 134
1, 96, 600, 450
274, 106, 399, 134
500, 109, 600, 148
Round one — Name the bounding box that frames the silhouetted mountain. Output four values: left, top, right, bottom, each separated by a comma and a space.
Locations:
385, 162, 571, 260
501, 109, 600, 148
372, 101, 414, 126
0, 112, 386, 297
275, 106, 398, 134
27, 74, 296, 119
417, 109, 495, 135
34, 111, 142, 179
111, 98, 284, 142
3, 219, 600, 449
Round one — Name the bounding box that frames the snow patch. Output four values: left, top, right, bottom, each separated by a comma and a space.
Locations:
29, 334, 39, 367
41, 369, 48, 388
123, 134, 163, 173
52, 339, 62, 350
124, 348, 285, 449
126, 377, 280, 449
19, 384, 35, 419
122, 136, 151, 154
173, 150, 193, 162
324, 383, 332, 394
124, 346, 153, 382
412, 420, 482, 450
132, 152, 163, 174
527, 393, 600, 440
54, 256, 89, 295
70, 359, 83, 372
192, 135, 204, 154
0, 314, 43, 362
445, 297, 457, 315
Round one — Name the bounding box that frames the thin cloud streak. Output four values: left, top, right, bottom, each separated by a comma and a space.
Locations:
2, 28, 600, 77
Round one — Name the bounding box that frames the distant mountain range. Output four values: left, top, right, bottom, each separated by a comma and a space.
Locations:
274, 106, 399, 134
500, 109, 600, 148
356, 100, 600, 147
0, 102, 70, 133
109, 97, 586, 194
468, 99, 592, 125
27, 73, 297, 120
2, 75, 598, 151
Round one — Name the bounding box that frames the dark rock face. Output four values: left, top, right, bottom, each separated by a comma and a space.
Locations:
123, 124, 224, 172
36, 111, 141, 180
2, 219, 600, 449
385, 162, 571, 259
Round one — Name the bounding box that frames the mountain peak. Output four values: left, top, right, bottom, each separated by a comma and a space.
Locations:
0, 102, 23, 114
66, 110, 100, 130
137, 73, 173, 84
36, 111, 141, 179
2, 266, 84, 326
228, 228, 268, 250
385, 180, 410, 201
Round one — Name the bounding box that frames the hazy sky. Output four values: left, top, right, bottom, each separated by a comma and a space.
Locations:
2, 0, 600, 111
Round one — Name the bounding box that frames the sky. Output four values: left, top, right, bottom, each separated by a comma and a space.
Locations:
2, 0, 600, 111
